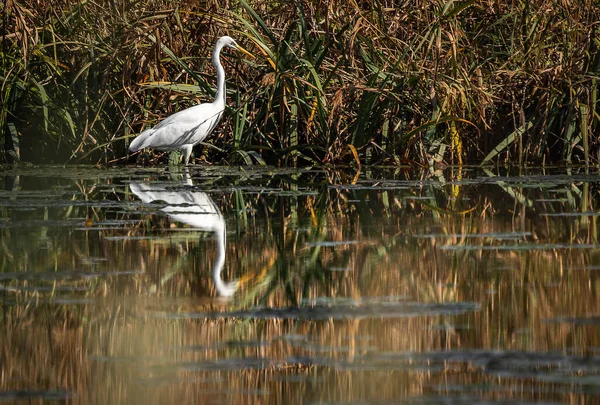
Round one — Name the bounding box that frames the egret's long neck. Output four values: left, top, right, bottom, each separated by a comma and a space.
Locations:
212, 43, 226, 106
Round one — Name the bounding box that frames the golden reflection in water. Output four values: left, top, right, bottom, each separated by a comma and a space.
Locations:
0, 168, 600, 404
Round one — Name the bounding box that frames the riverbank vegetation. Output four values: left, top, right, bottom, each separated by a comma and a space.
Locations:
2, 0, 599, 166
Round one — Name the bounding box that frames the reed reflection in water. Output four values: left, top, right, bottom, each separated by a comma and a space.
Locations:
0, 167, 599, 404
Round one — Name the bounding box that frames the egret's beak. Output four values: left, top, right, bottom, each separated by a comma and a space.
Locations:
235, 44, 255, 59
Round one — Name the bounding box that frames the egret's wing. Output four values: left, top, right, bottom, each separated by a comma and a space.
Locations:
132, 103, 224, 150
152, 103, 214, 131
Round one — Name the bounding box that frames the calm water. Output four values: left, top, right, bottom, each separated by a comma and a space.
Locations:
1, 165, 600, 404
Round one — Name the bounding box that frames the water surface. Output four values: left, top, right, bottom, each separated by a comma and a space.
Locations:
1, 166, 600, 404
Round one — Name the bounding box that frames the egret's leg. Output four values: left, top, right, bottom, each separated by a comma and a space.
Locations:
182, 145, 193, 165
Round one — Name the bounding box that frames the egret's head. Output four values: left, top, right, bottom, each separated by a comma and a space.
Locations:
217, 36, 254, 59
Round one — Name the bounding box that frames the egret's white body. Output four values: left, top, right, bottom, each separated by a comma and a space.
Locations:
129, 36, 253, 165
130, 177, 238, 297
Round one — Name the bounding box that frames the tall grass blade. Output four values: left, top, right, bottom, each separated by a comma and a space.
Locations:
31, 79, 49, 132
481, 121, 533, 166
580, 104, 589, 166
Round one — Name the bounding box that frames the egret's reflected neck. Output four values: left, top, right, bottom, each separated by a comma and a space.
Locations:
212, 223, 237, 297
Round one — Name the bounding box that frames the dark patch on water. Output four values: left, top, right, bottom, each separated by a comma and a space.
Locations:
157, 301, 480, 320
0, 270, 143, 282
0, 285, 88, 292
357, 350, 600, 384
0, 219, 87, 228
158, 358, 275, 372
546, 316, 600, 325
440, 244, 600, 251
413, 232, 531, 240
0, 390, 74, 401
541, 212, 600, 217
568, 265, 600, 271
304, 240, 363, 247
402, 396, 564, 405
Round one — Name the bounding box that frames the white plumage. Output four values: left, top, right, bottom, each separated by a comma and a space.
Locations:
129, 36, 253, 165
130, 176, 239, 297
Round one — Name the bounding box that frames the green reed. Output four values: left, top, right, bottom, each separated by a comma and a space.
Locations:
1, 0, 599, 165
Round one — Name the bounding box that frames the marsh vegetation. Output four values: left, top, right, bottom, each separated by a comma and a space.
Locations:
2, 0, 599, 165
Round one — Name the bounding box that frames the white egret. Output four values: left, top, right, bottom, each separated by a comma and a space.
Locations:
130, 176, 239, 297
129, 36, 254, 165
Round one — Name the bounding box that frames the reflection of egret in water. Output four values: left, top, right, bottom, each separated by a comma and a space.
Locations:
129, 177, 239, 297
